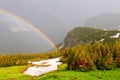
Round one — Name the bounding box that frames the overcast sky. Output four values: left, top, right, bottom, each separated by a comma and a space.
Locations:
40, 0, 120, 26
1, 0, 120, 28
0, 0, 120, 52
1, 0, 120, 29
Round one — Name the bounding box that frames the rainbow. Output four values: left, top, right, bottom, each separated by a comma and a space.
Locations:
0, 8, 57, 51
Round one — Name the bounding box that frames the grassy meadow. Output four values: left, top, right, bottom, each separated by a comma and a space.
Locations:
0, 52, 61, 80
1, 64, 120, 80
0, 66, 31, 80
35, 64, 120, 80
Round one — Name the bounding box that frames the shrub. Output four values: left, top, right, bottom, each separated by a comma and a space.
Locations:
61, 39, 120, 71
61, 45, 96, 71
100, 44, 115, 69
113, 39, 120, 67
71, 46, 96, 71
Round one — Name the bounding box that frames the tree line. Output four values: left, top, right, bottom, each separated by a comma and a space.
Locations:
0, 52, 61, 67
61, 39, 120, 71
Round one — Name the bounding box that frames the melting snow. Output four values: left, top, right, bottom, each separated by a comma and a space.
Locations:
59, 43, 64, 49
24, 58, 62, 76
110, 33, 120, 38
99, 38, 105, 42
103, 28, 108, 31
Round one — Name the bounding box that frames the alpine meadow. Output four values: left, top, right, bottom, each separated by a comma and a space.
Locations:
1, 0, 120, 80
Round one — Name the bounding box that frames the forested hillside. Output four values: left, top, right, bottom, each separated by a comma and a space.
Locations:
63, 27, 120, 48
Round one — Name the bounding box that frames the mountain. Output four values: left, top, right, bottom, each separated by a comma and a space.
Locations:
62, 27, 120, 48
85, 13, 120, 30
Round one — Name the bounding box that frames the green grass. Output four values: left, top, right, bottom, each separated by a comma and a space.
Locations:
35, 64, 120, 80
0, 66, 32, 80
0, 64, 120, 80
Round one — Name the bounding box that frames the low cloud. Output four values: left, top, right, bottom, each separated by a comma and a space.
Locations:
9, 25, 31, 32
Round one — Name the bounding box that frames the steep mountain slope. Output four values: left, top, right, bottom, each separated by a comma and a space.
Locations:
63, 27, 120, 48
85, 13, 120, 30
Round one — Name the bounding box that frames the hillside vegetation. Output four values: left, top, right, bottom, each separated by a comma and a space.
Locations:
64, 27, 120, 48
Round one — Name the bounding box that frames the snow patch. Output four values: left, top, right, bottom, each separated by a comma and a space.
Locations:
24, 58, 62, 76
103, 28, 108, 31
99, 38, 105, 42
59, 43, 64, 49
110, 33, 120, 38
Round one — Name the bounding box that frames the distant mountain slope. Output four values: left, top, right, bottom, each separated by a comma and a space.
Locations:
85, 13, 120, 30
63, 27, 120, 48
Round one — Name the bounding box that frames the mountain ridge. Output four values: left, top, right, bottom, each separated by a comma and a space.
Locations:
62, 27, 120, 48
85, 13, 120, 30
